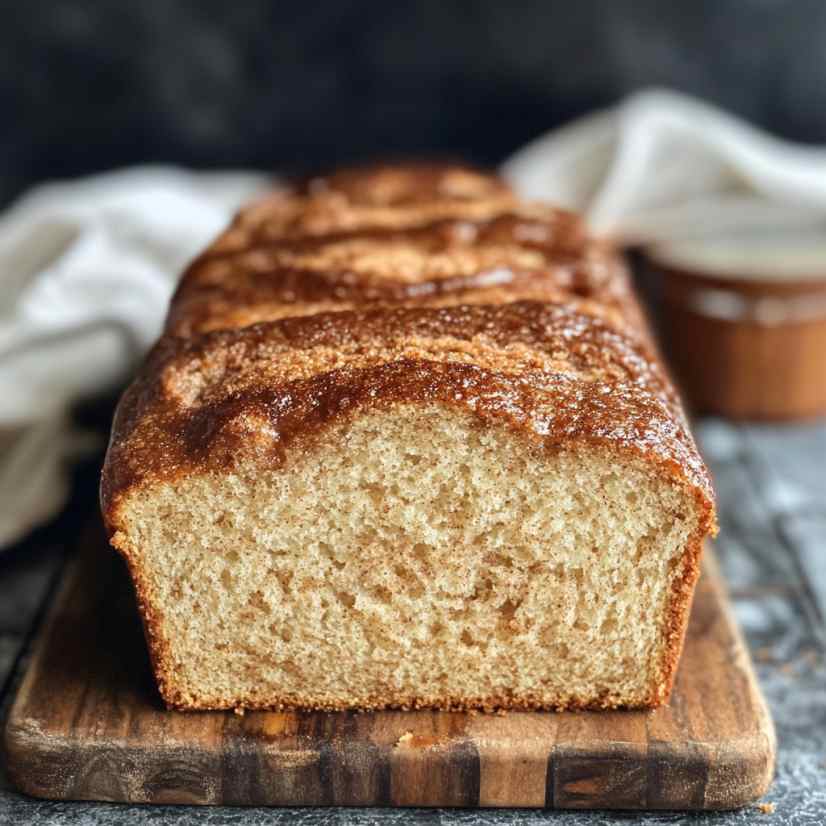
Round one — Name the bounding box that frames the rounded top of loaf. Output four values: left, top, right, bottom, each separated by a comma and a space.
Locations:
296, 161, 512, 205
102, 301, 714, 532
168, 163, 638, 337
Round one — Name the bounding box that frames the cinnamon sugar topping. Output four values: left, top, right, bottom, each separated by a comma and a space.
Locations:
103, 302, 712, 512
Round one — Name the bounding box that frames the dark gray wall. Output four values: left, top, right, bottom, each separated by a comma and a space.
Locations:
3, 0, 826, 205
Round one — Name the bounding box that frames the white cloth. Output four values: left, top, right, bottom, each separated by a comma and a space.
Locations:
4, 88, 826, 547
503, 88, 826, 250
0, 167, 268, 547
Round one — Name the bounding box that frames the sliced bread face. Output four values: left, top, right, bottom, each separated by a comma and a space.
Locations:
102, 302, 714, 712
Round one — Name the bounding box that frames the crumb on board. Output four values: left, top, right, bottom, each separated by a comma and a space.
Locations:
233, 706, 246, 717
757, 801, 775, 814
395, 731, 413, 746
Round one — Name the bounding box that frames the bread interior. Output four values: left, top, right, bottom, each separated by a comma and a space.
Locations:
115, 403, 700, 710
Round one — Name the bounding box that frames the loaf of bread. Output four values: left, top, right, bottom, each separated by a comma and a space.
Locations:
101, 162, 716, 712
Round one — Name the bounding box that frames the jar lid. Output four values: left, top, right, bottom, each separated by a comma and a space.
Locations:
647, 235, 826, 283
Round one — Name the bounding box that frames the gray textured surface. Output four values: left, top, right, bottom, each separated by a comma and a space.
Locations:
1, 418, 825, 824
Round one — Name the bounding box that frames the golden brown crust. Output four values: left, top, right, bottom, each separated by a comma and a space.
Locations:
295, 160, 513, 204
102, 301, 713, 529
101, 161, 717, 713
208, 162, 521, 253
168, 238, 632, 336
167, 183, 643, 338
169, 277, 632, 336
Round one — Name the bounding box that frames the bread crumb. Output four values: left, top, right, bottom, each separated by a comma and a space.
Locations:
495, 708, 508, 717
757, 802, 775, 814
396, 731, 413, 746
233, 706, 246, 717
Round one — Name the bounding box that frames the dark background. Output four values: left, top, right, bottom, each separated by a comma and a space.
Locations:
4, 0, 826, 207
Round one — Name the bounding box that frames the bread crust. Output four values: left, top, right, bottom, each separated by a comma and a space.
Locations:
101, 162, 717, 713
102, 301, 712, 515
167, 185, 644, 338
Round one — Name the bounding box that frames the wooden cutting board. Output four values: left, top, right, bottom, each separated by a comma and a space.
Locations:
3, 522, 775, 810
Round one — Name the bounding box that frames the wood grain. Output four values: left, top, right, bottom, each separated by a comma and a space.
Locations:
3, 521, 775, 810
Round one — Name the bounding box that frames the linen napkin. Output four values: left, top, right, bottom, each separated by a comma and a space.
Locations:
503, 88, 826, 247
0, 167, 267, 547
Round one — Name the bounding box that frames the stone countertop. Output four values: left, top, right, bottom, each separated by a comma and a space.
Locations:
1, 417, 824, 825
